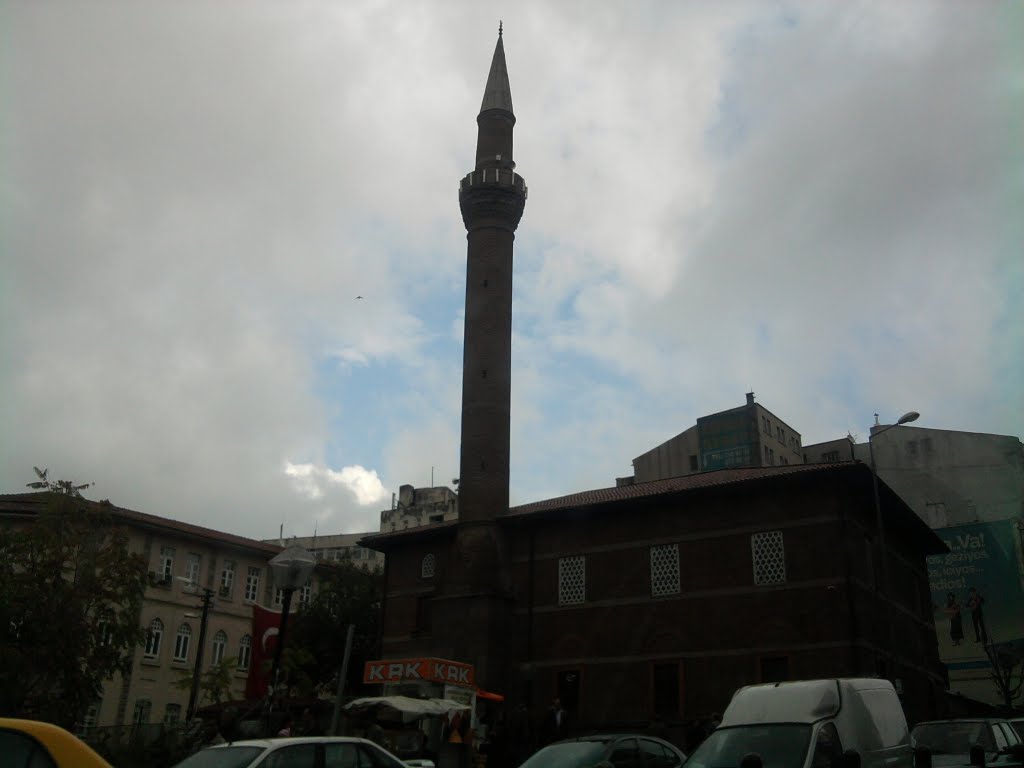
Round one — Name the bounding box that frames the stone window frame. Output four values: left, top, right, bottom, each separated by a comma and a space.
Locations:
650, 544, 680, 597
558, 555, 586, 605
751, 530, 786, 586
421, 553, 436, 579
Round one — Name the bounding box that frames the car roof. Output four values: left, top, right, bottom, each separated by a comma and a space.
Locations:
209, 736, 377, 749
914, 719, 1008, 726
0, 718, 113, 768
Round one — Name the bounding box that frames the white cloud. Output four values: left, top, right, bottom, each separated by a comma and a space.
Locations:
284, 462, 388, 507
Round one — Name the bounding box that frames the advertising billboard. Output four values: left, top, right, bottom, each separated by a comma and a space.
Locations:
927, 519, 1024, 668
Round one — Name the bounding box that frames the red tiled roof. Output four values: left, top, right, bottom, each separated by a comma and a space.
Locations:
0, 492, 282, 555
506, 462, 854, 517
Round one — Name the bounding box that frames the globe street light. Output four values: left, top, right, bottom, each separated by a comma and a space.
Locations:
266, 544, 316, 703
868, 410, 919, 683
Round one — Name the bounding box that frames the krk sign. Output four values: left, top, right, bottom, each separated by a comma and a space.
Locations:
363, 657, 475, 687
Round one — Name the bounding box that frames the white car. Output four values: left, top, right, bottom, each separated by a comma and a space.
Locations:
171, 736, 431, 768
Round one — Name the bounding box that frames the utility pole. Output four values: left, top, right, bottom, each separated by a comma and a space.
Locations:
186, 587, 215, 722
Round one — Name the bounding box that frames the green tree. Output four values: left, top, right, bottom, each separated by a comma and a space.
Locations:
0, 471, 148, 728
174, 656, 240, 708
282, 556, 384, 697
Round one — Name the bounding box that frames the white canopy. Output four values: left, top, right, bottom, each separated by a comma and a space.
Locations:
344, 696, 470, 723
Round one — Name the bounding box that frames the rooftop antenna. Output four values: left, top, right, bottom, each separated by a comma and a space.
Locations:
499, 20, 503, 37
431, 466, 435, 486
279, 523, 284, 547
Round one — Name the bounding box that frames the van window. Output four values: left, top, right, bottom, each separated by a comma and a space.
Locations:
859, 689, 908, 748
811, 723, 843, 768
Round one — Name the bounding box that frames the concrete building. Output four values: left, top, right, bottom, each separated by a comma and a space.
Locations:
380, 484, 459, 532
630, 393, 803, 483
803, 435, 857, 465
274, 531, 384, 572
364, 462, 949, 740
851, 425, 1024, 705
0, 492, 299, 731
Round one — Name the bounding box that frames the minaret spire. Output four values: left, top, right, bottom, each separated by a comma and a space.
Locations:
479, 27, 514, 118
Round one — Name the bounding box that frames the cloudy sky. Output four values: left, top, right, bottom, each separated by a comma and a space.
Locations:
2, 1, 1020, 540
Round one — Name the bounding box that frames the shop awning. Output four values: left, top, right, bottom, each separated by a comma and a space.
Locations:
344, 696, 470, 723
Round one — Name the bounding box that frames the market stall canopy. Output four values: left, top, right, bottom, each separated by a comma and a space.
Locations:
344, 696, 470, 723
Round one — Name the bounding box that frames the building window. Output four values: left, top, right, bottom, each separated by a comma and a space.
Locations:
422, 554, 436, 579
764, 445, 769, 463
238, 635, 252, 671
298, 582, 312, 606
558, 556, 586, 605
144, 618, 163, 659
652, 663, 680, 717
132, 699, 152, 726
689, 455, 698, 471
164, 703, 182, 726
823, 450, 840, 463
650, 544, 680, 597
906, 440, 920, 460
220, 560, 235, 597
184, 553, 201, 587
751, 531, 786, 586
211, 631, 227, 666
769, 449, 774, 465
244, 566, 260, 603
273, 587, 284, 609
173, 623, 192, 663
158, 546, 175, 584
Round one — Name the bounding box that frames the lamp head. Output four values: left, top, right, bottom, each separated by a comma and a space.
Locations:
896, 411, 920, 425
269, 544, 317, 591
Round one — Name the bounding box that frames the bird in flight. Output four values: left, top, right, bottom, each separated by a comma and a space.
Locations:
356, 295, 363, 299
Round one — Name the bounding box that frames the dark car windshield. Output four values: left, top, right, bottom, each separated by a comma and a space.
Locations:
911, 723, 993, 755
518, 740, 609, 768
686, 725, 812, 768
171, 745, 265, 768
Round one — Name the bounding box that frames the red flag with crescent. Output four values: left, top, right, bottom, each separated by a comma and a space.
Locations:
246, 604, 282, 700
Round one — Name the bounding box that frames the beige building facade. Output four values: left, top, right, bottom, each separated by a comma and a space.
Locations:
0, 492, 299, 730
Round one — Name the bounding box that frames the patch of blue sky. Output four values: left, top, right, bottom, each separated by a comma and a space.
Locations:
706, 7, 802, 159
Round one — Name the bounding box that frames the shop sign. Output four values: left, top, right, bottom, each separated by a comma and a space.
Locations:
363, 657, 475, 687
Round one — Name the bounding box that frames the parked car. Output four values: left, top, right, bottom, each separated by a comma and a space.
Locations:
911, 719, 1024, 767
171, 736, 425, 768
685, 678, 912, 768
517, 734, 686, 768
0, 717, 113, 767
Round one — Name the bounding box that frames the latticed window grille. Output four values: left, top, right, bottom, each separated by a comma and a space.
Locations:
650, 544, 680, 596
558, 556, 586, 605
422, 554, 436, 579
751, 530, 786, 585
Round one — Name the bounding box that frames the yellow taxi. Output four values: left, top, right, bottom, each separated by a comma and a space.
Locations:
0, 717, 112, 767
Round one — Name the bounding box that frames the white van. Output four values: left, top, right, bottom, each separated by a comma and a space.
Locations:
685, 678, 912, 768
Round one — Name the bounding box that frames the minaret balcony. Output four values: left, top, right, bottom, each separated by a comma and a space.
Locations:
459, 169, 528, 199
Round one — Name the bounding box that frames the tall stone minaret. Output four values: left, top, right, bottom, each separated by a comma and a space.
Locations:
435, 24, 526, 692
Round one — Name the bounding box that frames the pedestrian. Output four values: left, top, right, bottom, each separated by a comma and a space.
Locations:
539, 696, 568, 745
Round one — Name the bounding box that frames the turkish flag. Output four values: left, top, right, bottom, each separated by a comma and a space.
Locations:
246, 604, 282, 700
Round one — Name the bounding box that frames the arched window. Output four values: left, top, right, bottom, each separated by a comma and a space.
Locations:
421, 554, 435, 579
173, 623, 192, 662
144, 618, 163, 659
211, 630, 227, 666
238, 635, 252, 671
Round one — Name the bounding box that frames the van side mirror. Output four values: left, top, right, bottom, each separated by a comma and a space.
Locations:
915, 746, 933, 768
969, 744, 985, 768
840, 749, 861, 768
740, 753, 764, 768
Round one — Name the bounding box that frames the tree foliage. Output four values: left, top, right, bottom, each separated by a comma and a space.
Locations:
0, 476, 148, 728
280, 556, 384, 697
175, 656, 240, 709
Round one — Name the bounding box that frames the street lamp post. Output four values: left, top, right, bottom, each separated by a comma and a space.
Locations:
266, 544, 317, 705
867, 410, 919, 684
183, 585, 215, 722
